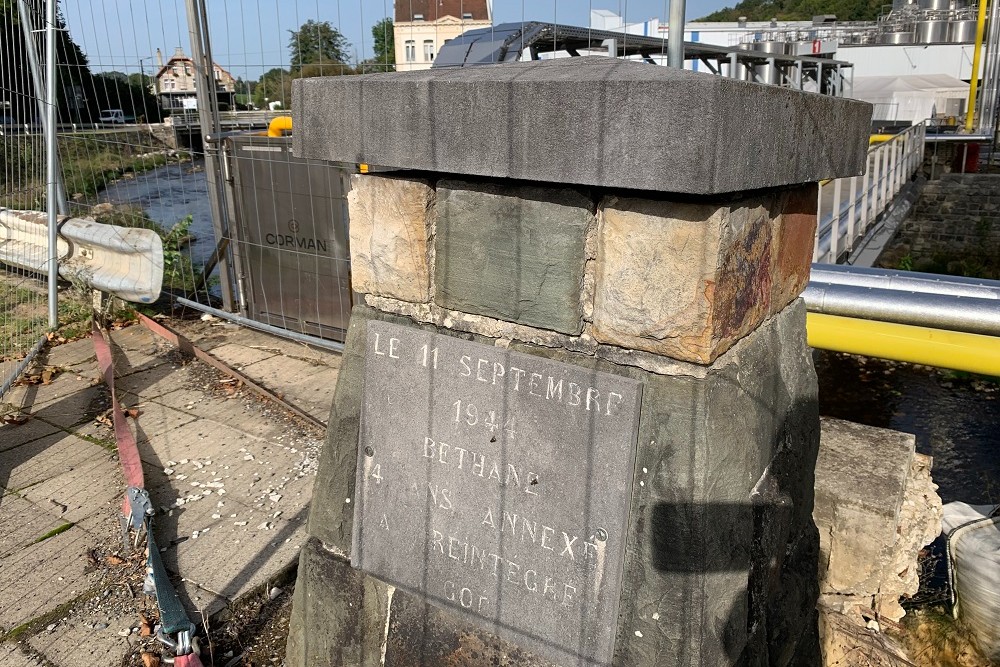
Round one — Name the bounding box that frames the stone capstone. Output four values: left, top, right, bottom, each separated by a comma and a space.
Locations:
591, 189, 817, 364
292, 57, 872, 195
346, 174, 435, 303
434, 180, 594, 335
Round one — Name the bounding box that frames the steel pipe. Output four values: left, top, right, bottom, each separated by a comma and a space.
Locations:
803, 282, 1000, 336
45, 0, 57, 329
807, 313, 1000, 376
810, 264, 1000, 300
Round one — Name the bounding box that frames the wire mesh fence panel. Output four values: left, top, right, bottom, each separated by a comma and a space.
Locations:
1, 1, 52, 398
8, 0, 672, 357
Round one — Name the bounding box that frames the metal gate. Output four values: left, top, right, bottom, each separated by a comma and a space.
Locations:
224, 134, 353, 342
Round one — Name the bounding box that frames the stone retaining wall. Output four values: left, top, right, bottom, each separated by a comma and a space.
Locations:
884, 174, 1000, 272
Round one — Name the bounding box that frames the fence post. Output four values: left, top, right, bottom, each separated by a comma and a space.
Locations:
184, 0, 236, 310
831, 178, 841, 261
45, 0, 58, 328
847, 175, 858, 250
814, 182, 823, 262
861, 154, 871, 231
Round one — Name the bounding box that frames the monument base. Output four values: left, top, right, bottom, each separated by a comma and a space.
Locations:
288, 300, 820, 667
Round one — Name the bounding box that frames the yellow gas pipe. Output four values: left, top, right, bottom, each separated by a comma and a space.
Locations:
267, 115, 293, 137
965, 0, 990, 133
807, 313, 1000, 376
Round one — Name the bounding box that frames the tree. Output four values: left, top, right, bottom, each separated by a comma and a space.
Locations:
288, 20, 350, 72
253, 68, 291, 110
371, 17, 395, 71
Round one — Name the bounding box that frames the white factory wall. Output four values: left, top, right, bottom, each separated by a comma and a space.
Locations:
838, 43, 983, 80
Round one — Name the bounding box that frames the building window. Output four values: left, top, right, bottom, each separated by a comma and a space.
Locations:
413, 13, 424, 20
171, 66, 179, 75
462, 12, 473, 18
184, 64, 191, 75
405, 40, 416, 62
423, 39, 434, 61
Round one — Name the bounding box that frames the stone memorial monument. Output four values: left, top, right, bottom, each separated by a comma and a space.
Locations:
285, 57, 871, 666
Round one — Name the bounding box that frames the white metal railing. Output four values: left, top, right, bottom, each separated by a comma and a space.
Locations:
813, 121, 927, 264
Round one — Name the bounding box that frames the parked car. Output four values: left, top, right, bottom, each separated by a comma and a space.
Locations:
97, 109, 127, 124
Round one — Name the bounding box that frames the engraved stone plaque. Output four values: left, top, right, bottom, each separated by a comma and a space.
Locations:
352, 321, 642, 666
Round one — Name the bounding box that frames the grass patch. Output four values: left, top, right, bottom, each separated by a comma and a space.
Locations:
0, 590, 97, 643
34, 521, 74, 544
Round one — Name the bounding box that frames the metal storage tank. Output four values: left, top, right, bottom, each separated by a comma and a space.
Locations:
948, 19, 979, 41
745, 41, 784, 85
915, 19, 950, 41
919, 0, 950, 9
878, 31, 915, 42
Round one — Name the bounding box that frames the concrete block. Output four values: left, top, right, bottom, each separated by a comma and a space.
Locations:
27, 613, 136, 667
1, 433, 108, 494
592, 191, 814, 364
347, 174, 435, 303
435, 180, 594, 334
293, 57, 871, 195
0, 643, 44, 667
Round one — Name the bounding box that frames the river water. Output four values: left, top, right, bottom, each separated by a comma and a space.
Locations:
98, 161, 999, 506
98, 160, 216, 266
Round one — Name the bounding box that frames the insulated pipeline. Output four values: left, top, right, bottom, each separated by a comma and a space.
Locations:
810, 264, 1000, 301
803, 282, 1000, 336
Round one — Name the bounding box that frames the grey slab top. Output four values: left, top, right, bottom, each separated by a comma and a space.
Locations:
292, 56, 872, 195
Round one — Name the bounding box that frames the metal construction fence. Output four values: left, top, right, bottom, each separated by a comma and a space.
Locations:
1, 0, 55, 398
2, 0, 970, 397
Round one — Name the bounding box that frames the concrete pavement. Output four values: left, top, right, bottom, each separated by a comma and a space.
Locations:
0, 319, 340, 665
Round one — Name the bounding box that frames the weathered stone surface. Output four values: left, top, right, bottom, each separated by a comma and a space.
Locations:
293, 57, 872, 195
815, 419, 942, 624
353, 321, 641, 666
592, 191, 816, 364
384, 587, 561, 667
285, 538, 389, 667
293, 300, 820, 667
506, 300, 820, 666
306, 305, 488, 552
347, 174, 434, 303
435, 180, 593, 335
771, 184, 819, 315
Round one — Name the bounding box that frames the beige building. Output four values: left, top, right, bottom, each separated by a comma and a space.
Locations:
394, 0, 492, 70
154, 47, 237, 112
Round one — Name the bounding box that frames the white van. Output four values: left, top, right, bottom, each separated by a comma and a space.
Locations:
98, 109, 126, 124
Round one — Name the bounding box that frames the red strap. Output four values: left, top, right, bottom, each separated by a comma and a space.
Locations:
92, 322, 145, 509
173, 654, 205, 667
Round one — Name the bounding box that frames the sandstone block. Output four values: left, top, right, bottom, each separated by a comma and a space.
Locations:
814, 418, 941, 622
346, 174, 434, 303
434, 180, 593, 335
592, 191, 814, 364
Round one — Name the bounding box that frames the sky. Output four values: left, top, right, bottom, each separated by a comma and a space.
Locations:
64, 0, 734, 81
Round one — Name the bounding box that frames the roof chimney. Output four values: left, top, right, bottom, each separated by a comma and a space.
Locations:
174, 46, 186, 59
156, 48, 163, 67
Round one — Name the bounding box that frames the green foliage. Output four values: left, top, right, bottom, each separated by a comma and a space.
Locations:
699, 0, 884, 22
289, 19, 351, 72
370, 17, 395, 71
897, 254, 914, 271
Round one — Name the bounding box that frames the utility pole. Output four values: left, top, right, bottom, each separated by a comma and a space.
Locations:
668, 0, 686, 68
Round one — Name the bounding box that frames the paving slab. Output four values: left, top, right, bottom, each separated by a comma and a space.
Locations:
27, 613, 139, 667
0, 434, 110, 494
0, 319, 333, 663
0, 643, 43, 667
20, 457, 122, 527
0, 525, 97, 633
0, 494, 67, 560
0, 418, 61, 454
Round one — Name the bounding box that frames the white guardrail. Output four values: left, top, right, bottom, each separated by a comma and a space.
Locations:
813, 122, 927, 264
0, 209, 163, 303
